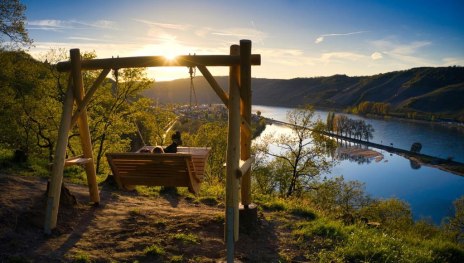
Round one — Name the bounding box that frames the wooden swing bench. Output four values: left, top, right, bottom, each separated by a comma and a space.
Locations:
106, 147, 210, 195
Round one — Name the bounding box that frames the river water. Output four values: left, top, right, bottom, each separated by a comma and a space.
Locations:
252, 105, 464, 223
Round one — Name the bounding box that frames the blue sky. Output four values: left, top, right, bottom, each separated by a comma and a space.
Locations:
23, 0, 464, 80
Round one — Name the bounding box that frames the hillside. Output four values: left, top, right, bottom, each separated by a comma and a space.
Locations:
143, 67, 464, 119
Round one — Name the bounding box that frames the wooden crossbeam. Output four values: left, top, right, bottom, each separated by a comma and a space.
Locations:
197, 65, 229, 106
70, 68, 110, 128
57, 54, 261, 72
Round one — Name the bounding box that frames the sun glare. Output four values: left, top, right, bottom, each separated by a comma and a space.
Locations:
164, 52, 179, 61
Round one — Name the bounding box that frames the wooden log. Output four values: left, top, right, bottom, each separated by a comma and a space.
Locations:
56, 54, 261, 72
196, 65, 229, 106
70, 68, 110, 128
70, 49, 100, 204
44, 75, 74, 234
240, 40, 253, 206
225, 44, 241, 262
237, 156, 255, 178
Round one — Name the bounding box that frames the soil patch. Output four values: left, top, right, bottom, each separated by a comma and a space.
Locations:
0, 174, 305, 262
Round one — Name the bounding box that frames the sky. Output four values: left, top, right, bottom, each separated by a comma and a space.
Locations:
22, 0, 464, 81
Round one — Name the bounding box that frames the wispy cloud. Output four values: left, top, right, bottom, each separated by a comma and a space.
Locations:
68, 36, 98, 41
27, 19, 116, 31
320, 52, 366, 62
193, 26, 267, 42
133, 19, 190, 30
370, 39, 432, 65
315, 31, 368, 44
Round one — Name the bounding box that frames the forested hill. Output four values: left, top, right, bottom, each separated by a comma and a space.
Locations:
143, 66, 464, 120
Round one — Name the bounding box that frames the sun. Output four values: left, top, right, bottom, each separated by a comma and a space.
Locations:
164, 52, 179, 61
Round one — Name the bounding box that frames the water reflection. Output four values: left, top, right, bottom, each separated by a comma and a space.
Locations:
252, 106, 464, 223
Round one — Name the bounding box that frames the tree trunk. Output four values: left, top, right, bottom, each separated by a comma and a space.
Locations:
286, 173, 298, 197
96, 133, 106, 174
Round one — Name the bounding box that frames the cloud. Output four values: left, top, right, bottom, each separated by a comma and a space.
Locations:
369, 39, 433, 66
315, 31, 368, 44
371, 52, 383, 60
370, 39, 431, 55
315, 36, 324, 44
133, 19, 190, 30
27, 19, 116, 31
320, 52, 365, 62
68, 36, 98, 41
211, 27, 267, 39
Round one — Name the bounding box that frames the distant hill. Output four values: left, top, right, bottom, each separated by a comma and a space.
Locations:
143, 67, 464, 119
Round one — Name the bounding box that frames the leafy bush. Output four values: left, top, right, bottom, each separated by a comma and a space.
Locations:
143, 244, 165, 256
360, 198, 413, 231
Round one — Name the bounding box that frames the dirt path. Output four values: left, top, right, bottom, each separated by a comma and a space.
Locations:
0, 174, 304, 262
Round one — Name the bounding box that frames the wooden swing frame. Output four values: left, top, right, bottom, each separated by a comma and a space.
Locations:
45, 40, 260, 260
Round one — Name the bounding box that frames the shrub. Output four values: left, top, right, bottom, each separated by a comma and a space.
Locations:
143, 244, 165, 256
359, 198, 413, 231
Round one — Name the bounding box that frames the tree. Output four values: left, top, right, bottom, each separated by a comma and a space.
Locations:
0, 0, 32, 48
0, 50, 60, 161
88, 68, 153, 173
310, 176, 372, 221
185, 121, 228, 185
446, 196, 464, 243
255, 105, 336, 197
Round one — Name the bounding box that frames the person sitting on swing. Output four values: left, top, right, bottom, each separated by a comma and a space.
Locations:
164, 131, 182, 153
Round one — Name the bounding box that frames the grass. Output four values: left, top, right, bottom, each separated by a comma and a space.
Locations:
143, 244, 165, 257
169, 255, 184, 262
72, 251, 93, 263
171, 233, 199, 244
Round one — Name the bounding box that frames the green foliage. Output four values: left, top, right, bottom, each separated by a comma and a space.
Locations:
72, 251, 93, 263
445, 196, 464, 243
143, 244, 165, 256
171, 233, 199, 244
293, 219, 349, 242
317, 226, 464, 263
353, 101, 391, 115
261, 198, 287, 211
255, 105, 336, 197
0, 0, 32, 48
360, 198, 413, 231
170, 255, 184, 262
310, 176, 372, 220
185, 121, 227, 186
257, 196, 317, 220
329, 113, 375, 141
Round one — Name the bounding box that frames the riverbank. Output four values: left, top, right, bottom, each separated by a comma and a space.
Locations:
313, 105, 464, 131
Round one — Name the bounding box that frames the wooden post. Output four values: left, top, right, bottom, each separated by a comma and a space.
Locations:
44, 76, 74, 234
70, 49, 100, 204
240, 40, 252, 206
225, 44, 241, 262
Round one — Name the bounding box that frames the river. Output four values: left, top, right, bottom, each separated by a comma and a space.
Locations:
252, 105, 464, 223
